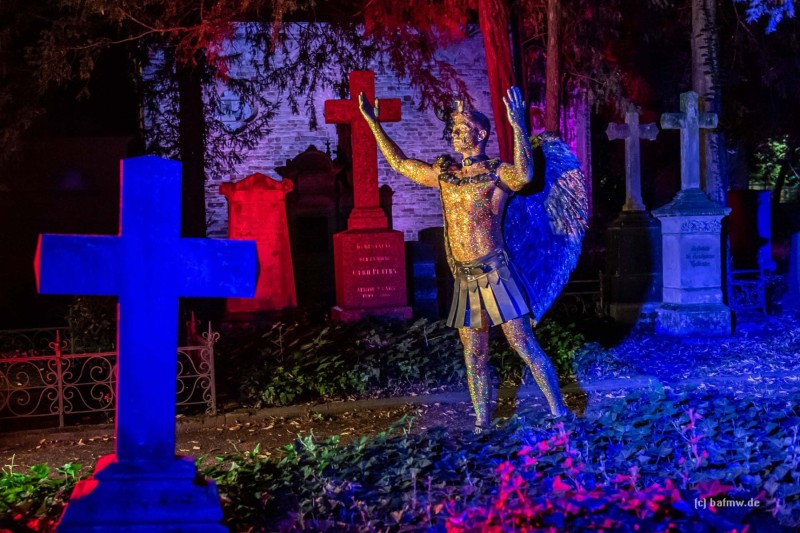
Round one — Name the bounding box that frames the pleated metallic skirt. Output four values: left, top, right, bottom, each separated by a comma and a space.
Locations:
446, 248, 530, 329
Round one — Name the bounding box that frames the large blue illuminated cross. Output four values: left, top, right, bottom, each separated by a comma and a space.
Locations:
35, 156, 256, 462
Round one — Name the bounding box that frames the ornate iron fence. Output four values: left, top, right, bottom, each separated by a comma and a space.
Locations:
0, 327, 218, 428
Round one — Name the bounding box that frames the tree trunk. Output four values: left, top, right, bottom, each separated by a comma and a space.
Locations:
544, 0, 561, 133
478, 0, 514, 161
771, 160, 790, 205
692, 0, 726, 204
176, 59, 207, 238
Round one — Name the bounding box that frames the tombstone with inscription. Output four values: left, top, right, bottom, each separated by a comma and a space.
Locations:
220, 172, 296, 314
654, 92, 732, 336
324, 71, 412, 321
605, 111, 662, 323
36, 156, 256, 530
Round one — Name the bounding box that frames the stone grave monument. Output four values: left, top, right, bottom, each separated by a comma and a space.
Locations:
653, 91, 732, 336
220, 172, 296, 314
605, 111, 662, 323
277, 145, 345, 306
787, 233, 800, 311
324, 71, 412, 321
36, 156, 257, 531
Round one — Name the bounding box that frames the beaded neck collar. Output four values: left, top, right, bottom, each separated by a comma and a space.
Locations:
462, 155, 489, 167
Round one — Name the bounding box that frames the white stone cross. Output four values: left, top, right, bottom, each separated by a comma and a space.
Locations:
606, 111, 658, 211
660, 91, 718, 190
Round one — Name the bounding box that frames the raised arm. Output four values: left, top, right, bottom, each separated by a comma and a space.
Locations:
497, 87, 534, 192
358, 93, 439, 188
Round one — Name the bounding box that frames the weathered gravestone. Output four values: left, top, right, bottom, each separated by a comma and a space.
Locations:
36, 156, 257, 531
220, 172, 296, 314
653, 92, 732, 336
277, 145, 345, 306
605, 111, 663, 323
324, 71, 411, 321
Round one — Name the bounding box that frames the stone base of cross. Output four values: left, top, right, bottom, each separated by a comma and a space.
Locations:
36, 156, 257, 531
653, 188, 731, 336
605, 210, 663, 324
58, 456, 226, 532
331, 228, 412, 321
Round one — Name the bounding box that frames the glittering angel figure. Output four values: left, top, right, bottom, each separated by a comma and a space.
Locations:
359, 88, 588, 432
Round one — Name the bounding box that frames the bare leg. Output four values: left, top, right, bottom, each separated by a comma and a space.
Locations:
458, 324, 492, 430
501, 316, 568, 416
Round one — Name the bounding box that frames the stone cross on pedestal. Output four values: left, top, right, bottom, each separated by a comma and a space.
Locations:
325, 70, 401, 230
606, 111, 658, 212
604, 111, 662, 323
660, 91, 718, 190
323, 71, 412, 322
653, 92, 731, 337
36, 156, 257, 531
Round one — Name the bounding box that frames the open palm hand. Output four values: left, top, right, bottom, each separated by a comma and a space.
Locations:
503, 87, 527, 131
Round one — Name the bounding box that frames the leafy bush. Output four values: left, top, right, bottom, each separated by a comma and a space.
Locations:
220, 316, 590, 408
0, 460, 79, 532
221, 318, 467, 407
486, 319, 585, 386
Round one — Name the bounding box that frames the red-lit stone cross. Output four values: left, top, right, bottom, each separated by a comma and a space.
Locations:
325, 70, 401, 230
35, 156, 257, 464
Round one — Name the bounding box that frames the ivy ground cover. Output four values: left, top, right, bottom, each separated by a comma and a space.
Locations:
6, 384, 796, 531
204, 384, 799, 531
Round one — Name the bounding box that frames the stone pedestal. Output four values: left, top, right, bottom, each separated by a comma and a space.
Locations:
332, 229, 412, 321
605, 210, 663, 323
653, 188, 732, 336
220, 173, 296, 315
58, 456, 226, 532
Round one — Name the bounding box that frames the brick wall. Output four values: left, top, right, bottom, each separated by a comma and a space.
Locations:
205, 27, 498, 241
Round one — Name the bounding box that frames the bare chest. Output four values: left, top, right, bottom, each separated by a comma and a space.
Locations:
438, 167, 507, 215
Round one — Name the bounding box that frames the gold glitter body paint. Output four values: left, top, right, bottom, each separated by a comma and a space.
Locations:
438, 165, 506, 262
359, 88, 568, 429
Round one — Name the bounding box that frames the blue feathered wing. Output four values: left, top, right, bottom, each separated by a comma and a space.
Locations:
504, 134, 589, 322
